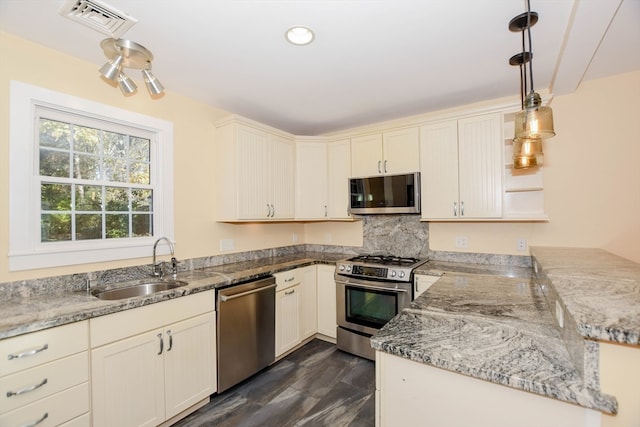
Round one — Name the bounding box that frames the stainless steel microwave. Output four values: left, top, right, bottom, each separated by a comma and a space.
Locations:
349, 172, 421, 214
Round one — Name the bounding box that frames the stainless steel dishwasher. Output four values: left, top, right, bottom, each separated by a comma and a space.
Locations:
216, 275, 276, 392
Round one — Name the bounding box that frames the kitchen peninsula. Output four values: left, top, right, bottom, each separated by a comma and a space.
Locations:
372, 247, 640, 427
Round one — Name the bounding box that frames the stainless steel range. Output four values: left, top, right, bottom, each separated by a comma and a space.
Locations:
335, 254, 428, 360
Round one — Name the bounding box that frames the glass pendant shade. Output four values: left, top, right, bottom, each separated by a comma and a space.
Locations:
513, 138, 543, 169
117, 72, 137, 95
514, 92, 555, 140
142, 69, 165, 95
515, 105, 555, 139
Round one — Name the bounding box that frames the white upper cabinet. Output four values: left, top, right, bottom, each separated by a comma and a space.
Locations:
420, 113, 503, 220
216, 117, 295, 221
351, 127, 420, 177
327, 139, 351, 219
295, 139, 328, 219
295, 138, 352, 220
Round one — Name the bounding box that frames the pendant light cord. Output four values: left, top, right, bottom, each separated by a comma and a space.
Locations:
526, 0, 535, 97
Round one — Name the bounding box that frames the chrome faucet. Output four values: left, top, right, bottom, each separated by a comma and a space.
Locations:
152, 237, 177, 278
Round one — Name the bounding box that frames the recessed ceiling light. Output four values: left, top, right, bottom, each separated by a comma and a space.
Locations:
285, 26, 315, 46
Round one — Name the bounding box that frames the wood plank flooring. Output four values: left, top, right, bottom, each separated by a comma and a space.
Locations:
172, 339, 375, 427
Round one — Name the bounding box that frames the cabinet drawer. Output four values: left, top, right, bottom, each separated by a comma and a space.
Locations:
0, 321, 88, 376
90, 290, 215, 347
1, 352, 88, 413
59, 413, 90, 427
274, 269, 301, 291
0, 382, 89, 427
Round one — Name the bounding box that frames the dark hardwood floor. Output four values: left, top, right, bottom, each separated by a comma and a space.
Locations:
172, 339, 375, 427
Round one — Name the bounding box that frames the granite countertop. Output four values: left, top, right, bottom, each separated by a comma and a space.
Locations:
530, 247, 640, 345
0, 252, 345, 340
371, 261, 619, 414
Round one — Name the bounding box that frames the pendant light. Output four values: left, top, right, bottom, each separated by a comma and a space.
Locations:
508, 0, 555, 169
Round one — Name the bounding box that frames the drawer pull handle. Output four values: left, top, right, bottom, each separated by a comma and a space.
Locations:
7, 344, 49, 360
285, 289, 295, 295
167, 330, 173, 352
7, 378, 48, 397
21, 412, 48, 427
284, 277, 295, 282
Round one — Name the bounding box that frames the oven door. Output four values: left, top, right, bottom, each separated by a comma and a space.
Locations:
335, 275, 411, 336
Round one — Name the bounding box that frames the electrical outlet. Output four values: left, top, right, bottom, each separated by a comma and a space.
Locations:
292, 233, 298, 243
517, 238, 527, 251
324, 232, 332, 243
455, 236, 468, 248
220, 238, 234, 252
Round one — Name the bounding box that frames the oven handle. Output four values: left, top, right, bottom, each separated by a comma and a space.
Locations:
334, 279, 409, 294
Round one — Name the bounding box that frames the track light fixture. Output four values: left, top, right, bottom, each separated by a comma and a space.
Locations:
508, 0, 555, 169
99, 38, 164, 97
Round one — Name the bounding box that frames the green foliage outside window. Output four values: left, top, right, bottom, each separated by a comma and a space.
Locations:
39, 118, 154, 242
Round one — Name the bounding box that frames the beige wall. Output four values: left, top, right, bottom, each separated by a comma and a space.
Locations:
0, 32, 304, 282
1, 32, 638, 283
427, 71, 640, 263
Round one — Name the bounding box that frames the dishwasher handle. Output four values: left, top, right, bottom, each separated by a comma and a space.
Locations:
219, 283, 276, 302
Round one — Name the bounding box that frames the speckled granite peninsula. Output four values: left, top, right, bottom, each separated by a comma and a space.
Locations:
372, 247, 640, 417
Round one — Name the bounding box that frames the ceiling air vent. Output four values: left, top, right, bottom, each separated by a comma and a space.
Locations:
60, 0, 138, 38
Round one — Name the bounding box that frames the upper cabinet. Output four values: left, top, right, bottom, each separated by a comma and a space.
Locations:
420, 113, 503, 220
216, 117, 295, 221
295, 138, 328, 220
295, 138, 352, 220
351, 127, 420, 177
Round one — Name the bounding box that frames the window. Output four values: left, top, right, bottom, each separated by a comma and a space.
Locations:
9, 81, 174, 271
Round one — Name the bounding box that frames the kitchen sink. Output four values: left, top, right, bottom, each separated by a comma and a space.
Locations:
92, 280, 189, 300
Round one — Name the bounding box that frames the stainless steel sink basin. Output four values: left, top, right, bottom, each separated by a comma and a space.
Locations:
92, 280, 188, 300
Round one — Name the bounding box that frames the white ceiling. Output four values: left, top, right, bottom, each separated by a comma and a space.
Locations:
1, 0, 638, 135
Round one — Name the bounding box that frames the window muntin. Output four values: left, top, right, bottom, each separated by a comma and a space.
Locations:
37, 113, 154, 243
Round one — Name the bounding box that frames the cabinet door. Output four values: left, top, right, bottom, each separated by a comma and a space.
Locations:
275, 286, 300, 357
414, 274, 439, 298
382, 128, 420, 174
237, 125, 271, 219
164, 313, 216, 420
91, 329, 165, 427
299, 266, 318, 340
351, 134, 383, 177
270, 135, 295, 219
327, 139, 351, 219
316, 265, 337, 339
458, 113, 503, 218
420, 121, 460, 219
296, 141, 328, 219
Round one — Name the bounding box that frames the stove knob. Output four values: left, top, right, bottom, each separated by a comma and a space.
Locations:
399, 271, 406, 278
390, 270, 396, 277
339, 265, 345, 271
346, 265, 352, 272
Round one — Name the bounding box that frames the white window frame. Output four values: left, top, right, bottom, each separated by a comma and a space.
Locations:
9, 81, 174, 271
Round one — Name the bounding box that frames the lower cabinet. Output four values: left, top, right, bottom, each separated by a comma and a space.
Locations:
0, 321, 90, 427
274, 266, 317, 358
90, 291, 216, 427
376, 351, 599, 427
413, 274, 439, 298
316, 265, 337, 339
